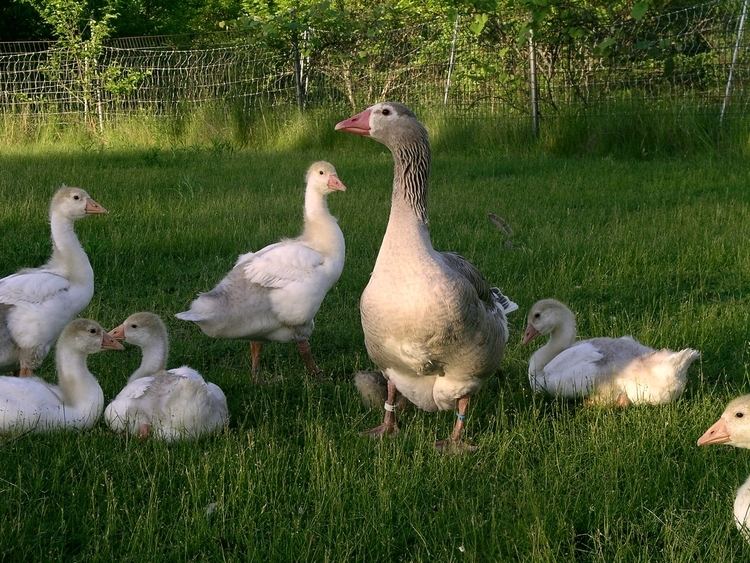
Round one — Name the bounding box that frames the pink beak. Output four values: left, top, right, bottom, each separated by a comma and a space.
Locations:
522, 324, 540, 345
327, 174, 347, 192
697, 418, 731, 446
335, 108, 372, 136
85, 197, 108, 214
107, 324, 126, 342
101, 330, 125, 351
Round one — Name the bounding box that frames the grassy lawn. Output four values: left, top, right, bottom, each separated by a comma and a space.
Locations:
0, 129, 749, 560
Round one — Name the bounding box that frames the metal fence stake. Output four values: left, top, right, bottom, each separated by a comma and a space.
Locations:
528, 31, 539, 137
443, 15, 460, 105
720, 0, 749, 124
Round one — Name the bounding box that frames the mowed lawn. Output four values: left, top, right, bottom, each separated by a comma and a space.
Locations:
0, 136, 749, 561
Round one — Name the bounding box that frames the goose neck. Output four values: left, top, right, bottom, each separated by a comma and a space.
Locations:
129, 337, 168, 383
532, 319, 577, 373
304, 188, 332, 223
49, 212, 92, 281
391, 135, 430, 226
55, 345, 100, 407
301, 190, 343, 258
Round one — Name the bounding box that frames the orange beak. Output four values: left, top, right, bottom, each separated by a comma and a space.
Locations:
327, 174, 347, 192
107, 324, 126, 342
697, 418, 731, 446
522, 324, 540, 345
335, 108, 371, 136
85, 197, 108, 215
101, 330, 124, 351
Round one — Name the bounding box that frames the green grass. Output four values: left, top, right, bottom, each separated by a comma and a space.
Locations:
0, 126, 750, 560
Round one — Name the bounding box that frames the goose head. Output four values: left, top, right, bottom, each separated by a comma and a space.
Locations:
51, 186, 107, 220
698, 395, 750, 448
306, 161, 347, 195
335, 102, 427, 149
108, 312, 167, 349
60, 318, 124, 354
523, 299, 577, 345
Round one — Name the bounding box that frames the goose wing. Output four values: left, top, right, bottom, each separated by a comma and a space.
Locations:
0, 270, 70, 308
439, 251, 517, 315
242, 241, 324, 289
537, 341, 607, 397
439, 251, 493, 304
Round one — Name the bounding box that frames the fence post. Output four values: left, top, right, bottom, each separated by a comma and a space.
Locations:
443, 14, 460, 105
720, 0, 749, 124
291, 10, 305, 111
528, 31, 539, 137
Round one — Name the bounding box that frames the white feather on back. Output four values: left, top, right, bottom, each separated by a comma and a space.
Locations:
243, 241, 324, 289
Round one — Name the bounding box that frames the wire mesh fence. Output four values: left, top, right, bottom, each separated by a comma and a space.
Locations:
0, 0, 747, 133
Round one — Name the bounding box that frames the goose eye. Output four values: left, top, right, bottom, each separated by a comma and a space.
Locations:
89, 328, 97, 334
318, 170, 324, 175
533, 313, 540, 319
131, 324, 138, 329
73, 195, 80, 200
381, 108, 391, 116
737, 412, 745, 418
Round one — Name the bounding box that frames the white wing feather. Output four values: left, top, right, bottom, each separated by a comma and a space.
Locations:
0, 271, 70, 307
535, 342, 606, 397
242, 241, 324, 289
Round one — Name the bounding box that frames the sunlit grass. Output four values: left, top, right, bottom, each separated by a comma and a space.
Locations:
0, 134, 749, 560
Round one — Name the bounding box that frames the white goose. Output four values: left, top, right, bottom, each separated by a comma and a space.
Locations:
336, 102, 517, 451
104, 312, 228, 441
0, 319, 122, 433
698, 395, 750, 542
0, 186, 107, 376
523, 299, 700, 406
176, 161, 347, 381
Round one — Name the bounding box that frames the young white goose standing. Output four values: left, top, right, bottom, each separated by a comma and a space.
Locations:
104, 312, 228, 441
0, 319, 122, 433
176, 161, 347, 381
0, 186, 107, 376
336, 102, 517, 451
698, 395, 750, 542
523, 299, 700, 406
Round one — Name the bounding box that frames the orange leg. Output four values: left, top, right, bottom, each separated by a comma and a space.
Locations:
435, 395, 477, 453
250, 341, 263, 382
18, 366, 33, 377
296, 339, 322, 379
361, 380, 400, 438
138, 423, 151, 439
616, 393, 632, 408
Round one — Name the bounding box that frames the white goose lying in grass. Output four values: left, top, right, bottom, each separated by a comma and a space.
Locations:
176, 161, 346, 382
336, 102, 517, 452
523, 299, 700, 406
0, 186, 107, 376
698, 395, 750, 542
0, 319, 122, 433
104, 312, 228, 441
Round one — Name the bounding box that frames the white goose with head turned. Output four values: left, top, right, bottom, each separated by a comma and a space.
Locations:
698, 395, 750, 541
523, 299, 700, 406
0, 186, 107, 376
175, 161, 347, 382
336, 102, 517, 452
0, 318, 122, 433
104, 312, 228, 441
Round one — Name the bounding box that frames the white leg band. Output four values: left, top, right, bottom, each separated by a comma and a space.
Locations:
384, 402, 397, 413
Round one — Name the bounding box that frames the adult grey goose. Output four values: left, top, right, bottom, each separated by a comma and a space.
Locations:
336, 102, 517, 451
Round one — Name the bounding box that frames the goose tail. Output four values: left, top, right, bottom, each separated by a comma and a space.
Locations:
490, 288, 518, 315
175, 310, 206, 322
670, 348, 701, 377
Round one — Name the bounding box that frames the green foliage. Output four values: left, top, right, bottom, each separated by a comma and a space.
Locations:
17, 0, 150, 129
